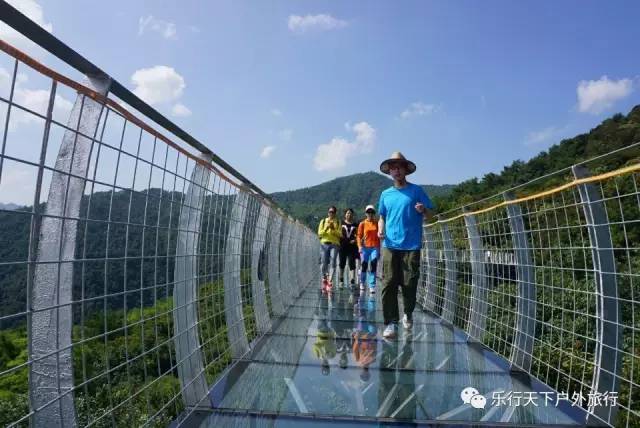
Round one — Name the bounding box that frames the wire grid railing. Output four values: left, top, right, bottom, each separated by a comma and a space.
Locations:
0, 26, 319, 428
421, 156, 640, 427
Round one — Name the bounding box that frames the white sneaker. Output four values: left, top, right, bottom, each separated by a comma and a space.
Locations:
402, 314, 413, 329
382, 323, 397, 339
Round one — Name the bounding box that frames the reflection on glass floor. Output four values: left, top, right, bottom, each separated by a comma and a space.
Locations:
195, 286, 591, 427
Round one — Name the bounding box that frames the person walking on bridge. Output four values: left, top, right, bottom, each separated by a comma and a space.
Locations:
339, 208, 359, 288
377, 152, 434, 339
357, 205, 380, 293
318, 205, 341, 291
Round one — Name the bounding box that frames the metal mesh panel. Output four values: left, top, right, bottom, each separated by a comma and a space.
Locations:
448, 217, 473, 331
476, 207, 518, 361
422, 165, 640, 427
597, 172, 640, 426
425, 223, 446, 316
521, 187, 597, 399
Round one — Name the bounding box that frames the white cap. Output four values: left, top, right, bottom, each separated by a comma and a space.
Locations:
365, 204, 375, 213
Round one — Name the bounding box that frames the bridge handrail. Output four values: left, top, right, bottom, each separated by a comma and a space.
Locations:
0, 4, 320, 427
421, 154, 640, 427
0, 0, 275, 206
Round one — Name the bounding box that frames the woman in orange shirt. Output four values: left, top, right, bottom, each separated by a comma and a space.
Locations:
357, 205, 381, 293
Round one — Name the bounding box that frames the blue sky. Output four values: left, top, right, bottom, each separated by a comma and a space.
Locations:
2, 0, 640, 202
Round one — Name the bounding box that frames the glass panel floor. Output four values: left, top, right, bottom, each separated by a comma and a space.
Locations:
192, 286, 593, 427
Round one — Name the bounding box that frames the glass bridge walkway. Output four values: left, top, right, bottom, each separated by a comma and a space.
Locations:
185, 285, 587, 427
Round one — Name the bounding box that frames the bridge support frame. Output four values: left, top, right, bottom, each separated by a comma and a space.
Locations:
251, 202, 272, 334
279, 220, 292, 308
504, 192, 536, 372
573, 165, 621, 425
30, 75, 110, 427
441, 222, 458, 324
291, 221, 300, 296
464, 211, 489, 342
267, 213, 284, 316
224, 189, 250, 358
172, 154, 211, 407
422, 226, 439, 313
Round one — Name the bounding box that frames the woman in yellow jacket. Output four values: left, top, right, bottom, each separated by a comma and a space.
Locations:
318, 205, 341, 290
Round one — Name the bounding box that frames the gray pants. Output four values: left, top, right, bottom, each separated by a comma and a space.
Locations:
321, 243, 338, 280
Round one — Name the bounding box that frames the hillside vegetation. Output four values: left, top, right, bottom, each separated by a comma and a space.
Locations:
271, 172, 454, 228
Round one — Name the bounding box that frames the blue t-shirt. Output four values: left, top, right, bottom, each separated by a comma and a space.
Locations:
378, 183, 433, 250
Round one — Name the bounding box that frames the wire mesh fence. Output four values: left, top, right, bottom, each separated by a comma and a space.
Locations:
0, 35, 319, 427
422, 161, 640, 427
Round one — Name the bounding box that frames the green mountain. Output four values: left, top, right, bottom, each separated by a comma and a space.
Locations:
270, 171, 454, 228
0, 203, 19, 211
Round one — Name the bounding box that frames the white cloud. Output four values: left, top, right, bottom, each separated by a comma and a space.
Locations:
524, 124, 575, 147
313, 121, 376, 171
577, 76, 633, 114
278, 128, 293, 142
0, 0, 53, 55
400, 101, 441, 119
525, 126, 560, 146
350, 122, 375, 151
138, 15, 177, 40
260, 145, 276, 159
288, 14, 348, 33
171, 102, 191, 117
131, 65, 185, 106
271, 108, 282, 117
0, 67, 72, 129
0, 164, 36, 205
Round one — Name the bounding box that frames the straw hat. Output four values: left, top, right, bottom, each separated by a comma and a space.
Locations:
379, 151, 416, 175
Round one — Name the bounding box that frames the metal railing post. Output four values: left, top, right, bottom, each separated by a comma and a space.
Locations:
224, 189, 250, 357
172, 155, 211, 406
251, 203, 272, 334
504, 192, 536, 372
464, 211, 489, 342
572, 165, 622, 425
441, 222, 458, 324
422, 225, 439, 313
280, 219, 293, 307
290, 222, 299, 295
267, 213, 284, 316
30, 75, 110, 427
294, 221, 303, 294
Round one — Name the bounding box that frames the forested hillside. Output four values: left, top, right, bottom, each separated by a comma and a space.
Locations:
271, 171, 454, 228
439, 106, 640, 212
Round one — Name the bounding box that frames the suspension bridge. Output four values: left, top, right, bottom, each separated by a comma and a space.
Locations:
0, 2, 638, 427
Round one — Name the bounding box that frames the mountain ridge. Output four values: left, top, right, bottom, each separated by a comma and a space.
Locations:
270, 171, 454, 227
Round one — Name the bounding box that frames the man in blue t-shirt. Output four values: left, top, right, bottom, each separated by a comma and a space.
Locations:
377, 151, 434, 339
